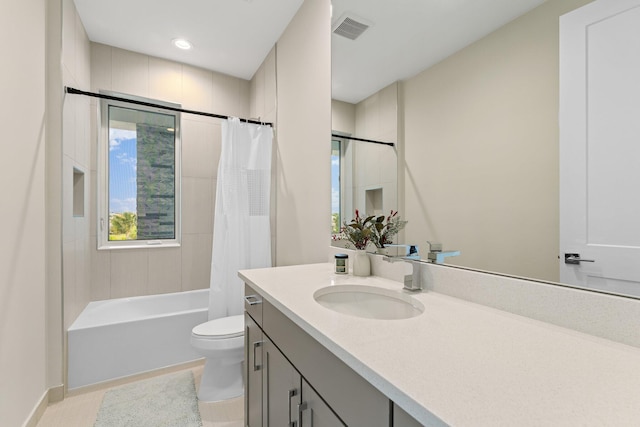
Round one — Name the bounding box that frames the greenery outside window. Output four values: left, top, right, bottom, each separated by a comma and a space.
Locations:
98, 92, 181, 249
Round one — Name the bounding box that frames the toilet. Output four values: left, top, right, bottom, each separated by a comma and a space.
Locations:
190, 314, 245, 402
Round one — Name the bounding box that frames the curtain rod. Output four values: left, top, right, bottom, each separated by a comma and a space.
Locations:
65, 87, 273, 127
331, 133, 395, 147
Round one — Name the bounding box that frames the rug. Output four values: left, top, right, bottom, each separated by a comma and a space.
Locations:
94, 371, 203, 427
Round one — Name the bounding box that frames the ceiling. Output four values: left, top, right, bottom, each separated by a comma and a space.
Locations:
74, 0, 546, 105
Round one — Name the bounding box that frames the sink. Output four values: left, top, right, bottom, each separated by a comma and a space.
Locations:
313, 285, 424, 320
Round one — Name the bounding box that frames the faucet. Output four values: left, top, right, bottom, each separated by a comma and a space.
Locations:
426, 242, 460, 264
382, 255, 423, 292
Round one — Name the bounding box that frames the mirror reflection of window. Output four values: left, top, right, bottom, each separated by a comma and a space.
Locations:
331, 139, 341, 234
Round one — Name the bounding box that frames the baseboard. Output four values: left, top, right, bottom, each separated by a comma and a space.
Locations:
22, 390, 48, 427
48, 384, 64, 403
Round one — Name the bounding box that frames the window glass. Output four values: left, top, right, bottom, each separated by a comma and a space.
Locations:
99, 94, 181, 249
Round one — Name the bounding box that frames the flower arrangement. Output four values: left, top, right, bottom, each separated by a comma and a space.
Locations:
372, 210, 408, 248
340, 209, 408, 250
340, 209, 376, 250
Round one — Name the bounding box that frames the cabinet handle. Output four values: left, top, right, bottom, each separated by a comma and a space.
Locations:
298, 402, 310, 427
252, 341, 263, 371
245, 295, 262, 306
288, 388, 298, 427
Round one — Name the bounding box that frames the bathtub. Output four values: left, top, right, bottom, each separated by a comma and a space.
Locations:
68, 289, 208, 389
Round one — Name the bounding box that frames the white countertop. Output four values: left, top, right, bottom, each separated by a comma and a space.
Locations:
239, 263, 640, 426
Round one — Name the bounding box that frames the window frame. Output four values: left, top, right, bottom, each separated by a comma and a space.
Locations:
97, 91, 182, 250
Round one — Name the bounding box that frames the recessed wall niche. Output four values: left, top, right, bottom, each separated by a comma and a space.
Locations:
73, 168, 85, 217
365, 187, 383, 217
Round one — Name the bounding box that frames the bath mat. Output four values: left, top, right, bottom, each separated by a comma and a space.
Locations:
94, 371, 203, 427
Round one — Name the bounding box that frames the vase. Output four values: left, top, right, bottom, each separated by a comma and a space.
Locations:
352, 250, 370, 277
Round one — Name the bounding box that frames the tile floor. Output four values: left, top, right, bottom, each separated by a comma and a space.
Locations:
36, 364, 243, 427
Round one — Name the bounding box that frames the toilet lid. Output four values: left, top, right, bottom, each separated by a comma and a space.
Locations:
192, 315, 244, 339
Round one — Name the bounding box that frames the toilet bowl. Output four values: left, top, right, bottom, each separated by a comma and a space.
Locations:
190, 314, 244, 402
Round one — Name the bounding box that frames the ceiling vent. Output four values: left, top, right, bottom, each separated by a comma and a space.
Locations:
332, 13, 372, 41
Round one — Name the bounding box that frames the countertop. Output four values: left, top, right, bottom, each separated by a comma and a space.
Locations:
239, 263, 640, 426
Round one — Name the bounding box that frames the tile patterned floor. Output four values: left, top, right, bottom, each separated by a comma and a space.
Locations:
36, 364, 243, 427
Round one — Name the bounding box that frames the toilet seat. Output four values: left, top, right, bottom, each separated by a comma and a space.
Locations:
192, 314, 244, 339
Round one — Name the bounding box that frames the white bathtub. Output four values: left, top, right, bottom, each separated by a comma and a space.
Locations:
68, 289, 208, 389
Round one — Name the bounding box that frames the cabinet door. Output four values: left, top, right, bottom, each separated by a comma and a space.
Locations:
245, 313, 263, 427
264, 337, 301, 427
300, 378, 346, 427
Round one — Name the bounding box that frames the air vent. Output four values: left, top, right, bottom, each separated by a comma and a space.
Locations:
332, 13, 372, 40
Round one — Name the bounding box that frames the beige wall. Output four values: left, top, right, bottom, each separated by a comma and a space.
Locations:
0, 0, 48, 425
403, 0, 593, 282
275, 0, 331, 266
87, 44, 250, 301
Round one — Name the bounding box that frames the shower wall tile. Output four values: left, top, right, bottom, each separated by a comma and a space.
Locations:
89, 171, 97, 237
249, 65, 265, 117
75, 11, 91, 89
182, 118, 218, 179
62, 0, 76, 77
91, 43, 112, 92
74, 95, 90, 169
75, 237, 91, 309
62, 86, 76, 159
149, 57, 182, 104
263, 47, 277, 119
182, 177, 214, 235
90, 236, 110, 301
148, 247, 182, 295
62, 0, 92, 330
112, 48, 149, 98
212, 72, 249, 119
181, 233, 213, 291
182, 65, 213, 115
110, 249, 149, 298
62, 240, 76, 327
62, 156, 75, 244
90, 103, 98, 171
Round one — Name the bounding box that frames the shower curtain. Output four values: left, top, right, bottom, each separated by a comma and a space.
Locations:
209, 117, 273, 319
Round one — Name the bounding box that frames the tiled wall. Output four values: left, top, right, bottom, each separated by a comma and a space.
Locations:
61, 0, 92, 329
88, 43, 251, 301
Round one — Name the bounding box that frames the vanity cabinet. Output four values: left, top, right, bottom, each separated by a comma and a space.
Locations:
244, 283, 421, 427
245, 312, 263, 427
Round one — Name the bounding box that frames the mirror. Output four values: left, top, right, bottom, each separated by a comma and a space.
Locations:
331, 83, 399, 249
330, 0, 635, 295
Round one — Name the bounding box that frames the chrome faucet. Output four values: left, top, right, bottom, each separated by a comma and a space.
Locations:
426, 242, 460, 264
382, 255, 423, 292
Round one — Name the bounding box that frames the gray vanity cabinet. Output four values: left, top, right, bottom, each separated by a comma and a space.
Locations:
244, 282, 420, 427
245, 312, 263, 427
300, 378, 345, 426
263, 336, 345, 426
263, 337, 301, 426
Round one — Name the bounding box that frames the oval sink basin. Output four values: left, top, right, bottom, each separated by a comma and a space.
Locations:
313, 285, 424, 320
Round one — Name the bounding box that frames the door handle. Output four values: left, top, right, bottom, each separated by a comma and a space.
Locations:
252, 341, 263, 371
298, 402, 309, 427
244, 295, 262, 306
288, 388, 298, 427
564, 253, 595, 264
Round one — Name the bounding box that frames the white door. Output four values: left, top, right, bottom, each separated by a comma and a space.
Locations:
560, 0, 640, 297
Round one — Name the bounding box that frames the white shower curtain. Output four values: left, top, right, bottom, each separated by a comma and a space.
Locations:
208, 117, 273, 319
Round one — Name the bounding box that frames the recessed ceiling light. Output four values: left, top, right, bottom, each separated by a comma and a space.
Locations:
172, 38, 192, 50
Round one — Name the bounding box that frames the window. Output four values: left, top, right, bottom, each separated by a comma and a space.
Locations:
331, 139, 341, 234
98, 92, 181, 249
